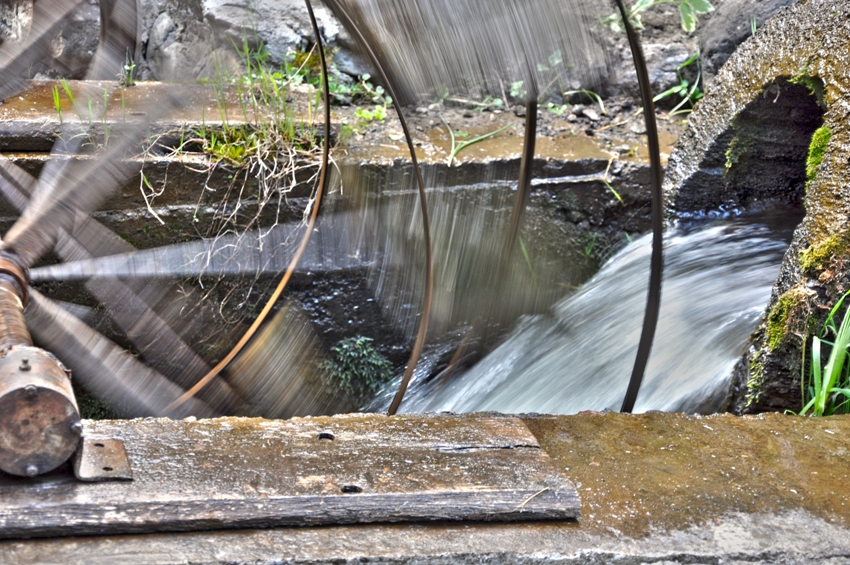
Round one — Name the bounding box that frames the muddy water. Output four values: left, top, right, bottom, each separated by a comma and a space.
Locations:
343, 122, 680, 165
375, 213, 798, 414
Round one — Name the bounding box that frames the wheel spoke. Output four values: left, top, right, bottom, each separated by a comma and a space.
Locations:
0, 161, 246, 414
26, 289, 217, 418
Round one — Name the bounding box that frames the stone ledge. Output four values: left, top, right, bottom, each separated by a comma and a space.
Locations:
1, 411, 847, 564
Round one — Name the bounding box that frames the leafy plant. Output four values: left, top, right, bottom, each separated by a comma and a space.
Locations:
509, 80, 527, 101
653, 51, 704, 115
604, 0, 714, 34
800, 290, 850, 416
356, 103, 388, 122
323, 336, 393, 399
440, 115, 513, 166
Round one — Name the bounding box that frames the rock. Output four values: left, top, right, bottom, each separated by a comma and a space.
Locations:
613, 42, 694, 104
700, 0, 797, 86
0, 0, 99, 79
139, 0, 353, 81
583, 108, 600, 122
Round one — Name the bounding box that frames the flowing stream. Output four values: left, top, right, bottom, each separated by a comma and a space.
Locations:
374, 215, 796, 414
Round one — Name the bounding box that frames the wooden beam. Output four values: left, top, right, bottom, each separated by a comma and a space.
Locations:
0, 413, 579, 538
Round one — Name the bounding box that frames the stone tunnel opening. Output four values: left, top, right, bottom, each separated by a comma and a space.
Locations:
670, 76, 826, 218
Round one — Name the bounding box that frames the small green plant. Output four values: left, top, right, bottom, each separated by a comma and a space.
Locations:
348, 73, 392, 123
604, 0, 714, 34
356, 103, 388, 122
546, 102, 569, 116
584, 232, 598, 257
653, 51, 704, 115
52, 85, 62, 124
800, 290, 850, 416
563, 89, 606, 115
440, 115, 513, 166
509, 80, 527, 101
120, 51, 136, 87
60, 79, 80, 118
602, 159, 624, 204
323, 336, 393, 400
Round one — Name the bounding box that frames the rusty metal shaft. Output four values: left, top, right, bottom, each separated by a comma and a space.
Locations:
0, 277, 31, 349
0, 251, 81, 478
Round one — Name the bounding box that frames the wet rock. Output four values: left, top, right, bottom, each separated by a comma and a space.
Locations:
700, 0, 798, 86
663, 0, 850, 414
0, 0, 98, 79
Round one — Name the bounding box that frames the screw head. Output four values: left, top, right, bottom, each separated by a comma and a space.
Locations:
25, 464, 38, 477
70, 421, 83, 435
23, 384, 37, 399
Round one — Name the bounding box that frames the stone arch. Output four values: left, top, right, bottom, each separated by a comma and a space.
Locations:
663, 0, 850, 413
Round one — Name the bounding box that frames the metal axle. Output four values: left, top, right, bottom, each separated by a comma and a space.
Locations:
0, 252, 81, 477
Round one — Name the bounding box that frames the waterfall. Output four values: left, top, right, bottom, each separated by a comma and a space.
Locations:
373, 216, 794, 414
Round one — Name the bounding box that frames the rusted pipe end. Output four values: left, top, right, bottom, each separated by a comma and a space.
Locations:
0, 346, 80, 477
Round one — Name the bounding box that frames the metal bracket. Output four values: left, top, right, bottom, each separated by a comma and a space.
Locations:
72, 436, 133, 482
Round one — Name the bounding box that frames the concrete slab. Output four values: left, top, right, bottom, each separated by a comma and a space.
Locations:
0, 411, 848, 564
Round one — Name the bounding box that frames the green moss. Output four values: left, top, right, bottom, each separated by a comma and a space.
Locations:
806, 126, 831, 180
724, 129, 755, 171
745, 349, 766, 408
790, 71, 826, 109
766, 286, 814, 351
800, 232, 849, 273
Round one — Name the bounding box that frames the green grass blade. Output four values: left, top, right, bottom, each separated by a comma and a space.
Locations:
449, 124, 513, 166
812, 336, 823, 416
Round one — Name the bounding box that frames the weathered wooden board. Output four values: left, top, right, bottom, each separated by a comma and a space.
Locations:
0, 413, 579, 539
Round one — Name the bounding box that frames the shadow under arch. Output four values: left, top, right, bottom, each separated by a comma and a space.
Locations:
669, 76, 825, 217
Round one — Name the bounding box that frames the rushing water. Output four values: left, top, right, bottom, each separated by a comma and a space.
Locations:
374, 216, 795, 414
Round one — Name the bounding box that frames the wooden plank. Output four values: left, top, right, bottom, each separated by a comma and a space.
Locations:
0, 413, 579, 539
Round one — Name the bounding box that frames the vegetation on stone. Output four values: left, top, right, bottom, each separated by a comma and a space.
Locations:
799, 232, 848, 274
805, 126, 831, 181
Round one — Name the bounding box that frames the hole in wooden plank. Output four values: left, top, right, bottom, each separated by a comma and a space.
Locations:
341, 484, 362, 494
102, 467, 113, 472
94, 443, 105, 448
317, 432, 335, 441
